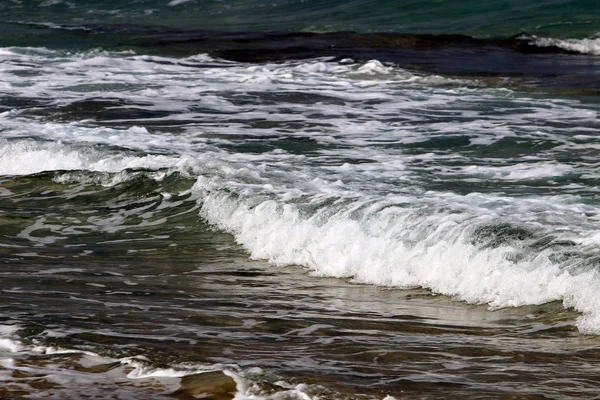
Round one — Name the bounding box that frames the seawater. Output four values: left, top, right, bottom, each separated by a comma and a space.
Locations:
2, 0, 600, 37
2, 1, 600, 399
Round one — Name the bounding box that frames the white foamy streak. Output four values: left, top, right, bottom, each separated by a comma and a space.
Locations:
195, 176, 600, 334
168, 0, 193, 5
0, 325, 23, 353
527, 36, 600, 55
0, 138, 184, 175
460, 162, 573, 180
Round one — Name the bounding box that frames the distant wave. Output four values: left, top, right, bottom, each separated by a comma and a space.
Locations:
522, 36, 600, 55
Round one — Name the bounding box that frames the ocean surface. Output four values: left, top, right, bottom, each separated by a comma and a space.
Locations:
2, 1, 600, 399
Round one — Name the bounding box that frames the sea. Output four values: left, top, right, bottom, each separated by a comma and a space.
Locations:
1, 1, 600, 399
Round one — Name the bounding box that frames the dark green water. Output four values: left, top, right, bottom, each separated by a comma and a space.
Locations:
2, 0, 600, 37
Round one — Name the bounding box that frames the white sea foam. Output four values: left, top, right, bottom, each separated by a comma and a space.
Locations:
0, 338, 23, 353
0, 48, 17, 56
194, 172, 600, 333
460, 162, 573, 180
352, 59, 393, 75
168, 0, 193, 5
40, 0, 63, 6
0, 325, 23, 353
527, 36, 600, 55
0, 138, 184, 176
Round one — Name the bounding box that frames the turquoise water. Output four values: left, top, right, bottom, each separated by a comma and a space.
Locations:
2, 2, 600, 399
2, 0, 600, 38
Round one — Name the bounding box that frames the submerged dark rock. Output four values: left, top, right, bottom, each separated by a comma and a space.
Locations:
172, 371, 237, 400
